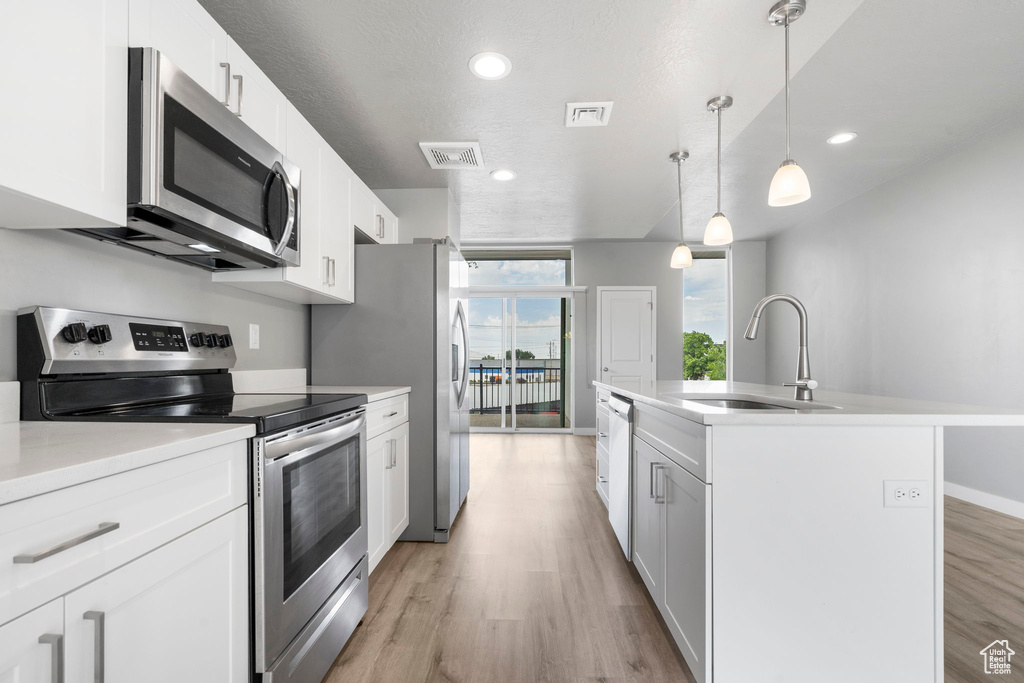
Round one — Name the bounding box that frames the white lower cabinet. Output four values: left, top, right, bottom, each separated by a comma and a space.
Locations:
632, 434, 711, 683
0, 599, 63, 683
366, 394, 410, 572
64, 507, 248, 683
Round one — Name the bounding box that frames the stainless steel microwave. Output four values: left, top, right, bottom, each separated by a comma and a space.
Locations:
77, 48, 300, 271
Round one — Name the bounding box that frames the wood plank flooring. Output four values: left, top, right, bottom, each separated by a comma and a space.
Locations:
324, 434, 1024, 682
945, 496, 1024, 682
324, 434, 693, 683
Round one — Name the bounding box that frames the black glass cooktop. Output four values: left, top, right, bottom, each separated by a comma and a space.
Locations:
58, 392, 367, 435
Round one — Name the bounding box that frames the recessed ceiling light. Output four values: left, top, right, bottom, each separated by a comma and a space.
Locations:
469, 52, 511, 80
490, 169, 516, 181
827, 131, 858, 145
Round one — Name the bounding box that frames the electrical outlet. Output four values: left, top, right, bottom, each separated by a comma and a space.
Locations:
884, 480, 929, 508
249, 323, 260, 350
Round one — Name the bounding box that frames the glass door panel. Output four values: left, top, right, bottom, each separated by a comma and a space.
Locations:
511, 298, 569, 430
468, 298, 511, 429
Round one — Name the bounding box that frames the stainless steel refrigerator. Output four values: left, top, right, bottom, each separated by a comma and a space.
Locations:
311, 238, 470, 542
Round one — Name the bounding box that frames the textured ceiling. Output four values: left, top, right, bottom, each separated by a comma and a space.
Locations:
199, 0, 1024, 243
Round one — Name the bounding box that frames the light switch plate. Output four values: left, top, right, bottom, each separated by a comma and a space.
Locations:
249, 323, 260, 350
884, 480, 929, 508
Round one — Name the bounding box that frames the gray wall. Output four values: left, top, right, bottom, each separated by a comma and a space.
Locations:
571, 240, 766, 429
765, 111, 1024, 503
375, 188, 461, 246
0, 228, 309, 381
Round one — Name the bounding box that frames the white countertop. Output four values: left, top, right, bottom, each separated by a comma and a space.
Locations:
247, 385, 411, 403
0, 422, 254, 506
594, 380, 1024, 426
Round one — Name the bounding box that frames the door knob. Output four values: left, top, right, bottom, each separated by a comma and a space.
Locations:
603, 367, 609, 372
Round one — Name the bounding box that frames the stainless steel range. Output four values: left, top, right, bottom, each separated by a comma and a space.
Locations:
18, 306, 368, 683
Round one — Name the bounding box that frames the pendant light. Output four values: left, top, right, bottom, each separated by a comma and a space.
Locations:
669, 151, 693, 269
767, 0, 812, 207
704, 96, 734, 246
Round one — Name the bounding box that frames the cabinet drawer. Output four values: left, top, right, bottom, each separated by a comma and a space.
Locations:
596, 445, 610, 504
597, 411, 610, 452
366, 394, 409, 440
635, 402, 709, 482
0, 441, 247, 625
597, 388, 611, 405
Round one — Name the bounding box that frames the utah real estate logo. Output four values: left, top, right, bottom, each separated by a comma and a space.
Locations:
980, 640, 1015, 675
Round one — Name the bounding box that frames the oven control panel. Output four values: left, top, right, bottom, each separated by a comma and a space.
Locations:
19, 306, 237, 375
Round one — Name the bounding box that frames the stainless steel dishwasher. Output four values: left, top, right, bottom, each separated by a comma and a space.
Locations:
607, 395, 633, 558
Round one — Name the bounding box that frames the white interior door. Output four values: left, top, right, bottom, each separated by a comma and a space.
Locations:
599, 288, 655, 392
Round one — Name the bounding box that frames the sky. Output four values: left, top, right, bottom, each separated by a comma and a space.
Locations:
467, 260, 567, 361
683, 258, 728, 344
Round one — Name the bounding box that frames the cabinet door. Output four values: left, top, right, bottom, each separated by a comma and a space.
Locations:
388, 422, 410, 544
0, 0, 127, 228
631, 437, 663, 603
64, 507, 248, 683
366, 433, 389, 573
0, 599, 63, 683
283, 105, 324, 292
225, 37, 286, 149
350, 182, 377, 241
661, 458, 711, 683
320, 151, 355, 303
128, 0, 228, 101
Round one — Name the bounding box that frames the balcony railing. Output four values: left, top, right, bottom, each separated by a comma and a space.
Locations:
469, 362, 562, 415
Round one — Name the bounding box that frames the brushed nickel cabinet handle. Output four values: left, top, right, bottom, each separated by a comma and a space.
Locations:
14, 522, 119, 564
654, 465, 666, 505
219, 62, 231, 106
598, 476, 608, 483
597, 398, 608, 403
598, 432, 607, 438
649, 461, 657, 499
39, 634, 64, 683
322, 256, 330, 285
233, 74, 244, 116
385, 411, 399, 418
385, 439, 392, 470
329, 258, 337, 287
83, 611, 105, 683
391, 439, 397, 468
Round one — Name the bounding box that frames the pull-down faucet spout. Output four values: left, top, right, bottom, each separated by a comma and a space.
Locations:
744, 294, 817, 401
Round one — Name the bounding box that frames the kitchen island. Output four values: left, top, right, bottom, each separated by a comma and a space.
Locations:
593, 380, 1024, 683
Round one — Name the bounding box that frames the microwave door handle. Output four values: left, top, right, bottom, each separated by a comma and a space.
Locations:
271, 161, 297, 257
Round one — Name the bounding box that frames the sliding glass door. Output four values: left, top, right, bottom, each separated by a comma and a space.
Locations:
468, 294, 573, 432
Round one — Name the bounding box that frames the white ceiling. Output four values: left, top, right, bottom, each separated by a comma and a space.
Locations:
201, 0, 1024, 243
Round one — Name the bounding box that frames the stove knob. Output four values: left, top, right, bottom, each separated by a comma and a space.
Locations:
205, 333, 219, 348
61, 322, 88, 344
189, 332, 206, 347
87, 324, 112, 344
217, 334, 232, 348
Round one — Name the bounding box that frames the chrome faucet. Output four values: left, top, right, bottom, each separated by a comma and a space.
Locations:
744, 294, 818, 401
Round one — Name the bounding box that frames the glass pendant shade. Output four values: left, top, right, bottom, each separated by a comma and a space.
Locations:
768, 160, 811, 206
670, 243, 693, 268
703, 212, 733, 246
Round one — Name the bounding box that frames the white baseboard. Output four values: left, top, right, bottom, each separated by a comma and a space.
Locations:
574, 427, 597, 436
945, 482, 1024, 521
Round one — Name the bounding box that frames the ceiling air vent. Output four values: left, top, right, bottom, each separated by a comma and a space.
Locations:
565, 101, 614, 127
419, 142, 485, 170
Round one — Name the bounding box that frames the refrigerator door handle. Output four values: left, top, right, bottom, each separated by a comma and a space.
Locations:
455, 299, 470, 409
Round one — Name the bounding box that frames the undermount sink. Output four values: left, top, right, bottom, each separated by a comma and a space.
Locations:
688, 398, 790, 410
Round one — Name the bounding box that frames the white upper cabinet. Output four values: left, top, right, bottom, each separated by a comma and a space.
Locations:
225, 37, 287, 149
351, 180, 399, 245
128, 0, 229, 102
321, 150, 356, 302
0, 0, 127, 229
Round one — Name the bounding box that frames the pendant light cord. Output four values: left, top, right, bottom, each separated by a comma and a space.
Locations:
716, 108, 723, 213
785, 20, 791, 160
676, 157, 685, 242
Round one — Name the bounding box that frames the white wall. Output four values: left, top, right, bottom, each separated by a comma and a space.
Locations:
0, 227, 309, 381
376, 188, 461, 246
571, 240, 766, 429
765, 111, 1024, 504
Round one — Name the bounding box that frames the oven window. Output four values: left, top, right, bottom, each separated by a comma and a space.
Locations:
281, 435, 361, 601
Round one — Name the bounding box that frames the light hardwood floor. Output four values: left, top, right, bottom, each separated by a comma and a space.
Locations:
324, 434, 1024, 682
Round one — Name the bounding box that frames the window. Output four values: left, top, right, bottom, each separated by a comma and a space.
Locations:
682, 251, 729, 380
464, 249, 572, 287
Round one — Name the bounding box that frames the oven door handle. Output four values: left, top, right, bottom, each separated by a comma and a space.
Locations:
264, 410, 365, 462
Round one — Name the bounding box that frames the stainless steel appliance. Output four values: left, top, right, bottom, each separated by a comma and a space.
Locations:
311, 237, 470, 542
76, 48, 300, 271
608, 395, 633, 558
18, 306, 368, 683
